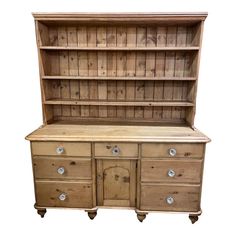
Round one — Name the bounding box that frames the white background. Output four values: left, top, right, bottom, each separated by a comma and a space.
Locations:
0, 0, 235, 235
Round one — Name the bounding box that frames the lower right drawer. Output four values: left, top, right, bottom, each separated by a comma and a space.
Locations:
140, 184, 200, 212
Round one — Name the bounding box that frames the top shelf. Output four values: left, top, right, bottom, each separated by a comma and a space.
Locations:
40, 46, 200, 51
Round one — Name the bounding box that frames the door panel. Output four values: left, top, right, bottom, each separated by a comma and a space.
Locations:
96, 160, 136, 207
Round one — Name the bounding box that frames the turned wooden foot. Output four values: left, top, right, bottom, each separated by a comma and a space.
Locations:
137, 213, 147, 222
37, 209, 47, 218
189, 214, 199, 224
87, 211, 97, 220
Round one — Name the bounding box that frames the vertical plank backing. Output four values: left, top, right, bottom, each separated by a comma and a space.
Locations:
163, 26, 176, 120
88, 52, 98, 117
135, 27, 146, 118
48, 27, 61, 118
77, 26, 87, 47
144, 27, 156, 119
88, 26, 98, 117
78, 26, 89, 117
97, 26, 107, 47
117, 26, 127, 47
135, 53, 145, 118
49, 27, 58, 46
184, 26, 195, 123
137, 26, 147, 47
116, 52, 126, 118
172, 26, 187, 120
116, 26, 127, 118
153, 26, 167, 121
98, 52, 108, 117
58, 27, 70, 117
107, 53, 117, 117
67, 27, 77, 46
97, 27, 107, 117
68, 27, 80, 117
107, 27, 117, 117
79, 52, 89, 117
126, 27, 136, 118
153, 52, 165, 120
144, 52, 155, 119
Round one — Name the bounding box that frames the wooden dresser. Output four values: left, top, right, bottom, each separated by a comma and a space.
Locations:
26, 13, 210, 223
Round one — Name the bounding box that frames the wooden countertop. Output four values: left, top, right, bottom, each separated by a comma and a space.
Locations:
26, 124, 210, 143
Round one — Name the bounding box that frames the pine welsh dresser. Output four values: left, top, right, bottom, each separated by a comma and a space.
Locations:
26, 13, 210, 223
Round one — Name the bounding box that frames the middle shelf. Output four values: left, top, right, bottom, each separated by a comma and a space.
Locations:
44, 99, 194, 107
42, 76, 196, 81
40, 46, 200, 51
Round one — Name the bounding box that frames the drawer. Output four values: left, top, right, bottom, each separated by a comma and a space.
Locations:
94, 143, 138, 157
140, 184, 200, 212
142, 143, 204, 158
33, 157, 92, 179
35, 181, 93, 208
141, 160, 202, 183
31, 141, 91, 157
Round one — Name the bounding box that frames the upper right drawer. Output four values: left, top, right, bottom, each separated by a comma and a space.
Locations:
141, 143, 204, 158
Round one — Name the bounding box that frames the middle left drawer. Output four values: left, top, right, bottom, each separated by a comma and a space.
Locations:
33, 157, 92, 179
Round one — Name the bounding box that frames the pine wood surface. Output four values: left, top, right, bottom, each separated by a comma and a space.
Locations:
27, 13, 209, 221
26, 124, 210, 142
34, 13, 206, 125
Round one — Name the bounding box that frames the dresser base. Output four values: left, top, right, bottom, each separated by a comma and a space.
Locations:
34, 204, 202, 223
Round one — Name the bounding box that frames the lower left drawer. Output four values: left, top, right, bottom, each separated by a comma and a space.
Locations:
35, 181, 93, 208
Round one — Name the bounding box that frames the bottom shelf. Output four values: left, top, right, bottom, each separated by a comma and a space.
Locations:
50, 117, 188, 126
44, 104, 193, 125
46, 116, 191, 126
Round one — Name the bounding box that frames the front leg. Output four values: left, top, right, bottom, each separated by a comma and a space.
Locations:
37, 209, 47, 218
86, 210, 97, 220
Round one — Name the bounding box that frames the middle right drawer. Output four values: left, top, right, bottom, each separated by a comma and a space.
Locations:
141, 159, 202, 183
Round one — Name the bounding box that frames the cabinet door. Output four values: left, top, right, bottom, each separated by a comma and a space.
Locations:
96, 160, 136, 207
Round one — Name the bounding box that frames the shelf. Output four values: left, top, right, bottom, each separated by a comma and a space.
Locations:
44, 99, 194, 107
42, 76, 196, 81
40, 46, 200, 51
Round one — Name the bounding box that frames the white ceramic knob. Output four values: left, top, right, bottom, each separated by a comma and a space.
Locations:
168, 148, 177, 157
166, 196, 174, 205
167, 169, 175, 177
57, 167, 65, 175
56, 146, 64, 154
112, 146, 120, 155
58, 193, 66, 201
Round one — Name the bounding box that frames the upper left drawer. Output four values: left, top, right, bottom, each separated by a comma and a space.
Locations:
31, 142, 91, 157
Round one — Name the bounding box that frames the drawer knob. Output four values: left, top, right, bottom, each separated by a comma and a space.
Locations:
112, 146, 120, 155
166, 196, 174, 205
168, 148, 177, 157
56, 146, 64, 155
57, 167, 65, 175
58, 193, 67, 201
167, 169, 175, 177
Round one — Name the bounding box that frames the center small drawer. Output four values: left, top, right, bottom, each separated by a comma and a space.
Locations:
33, 157, 92, 179
31, 141, 91, 157
141, 159, 202, 183
94, 143, 138, 157
142, 143, 204, 158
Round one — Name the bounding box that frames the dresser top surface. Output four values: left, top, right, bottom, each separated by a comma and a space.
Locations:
26, 124, 210, 143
